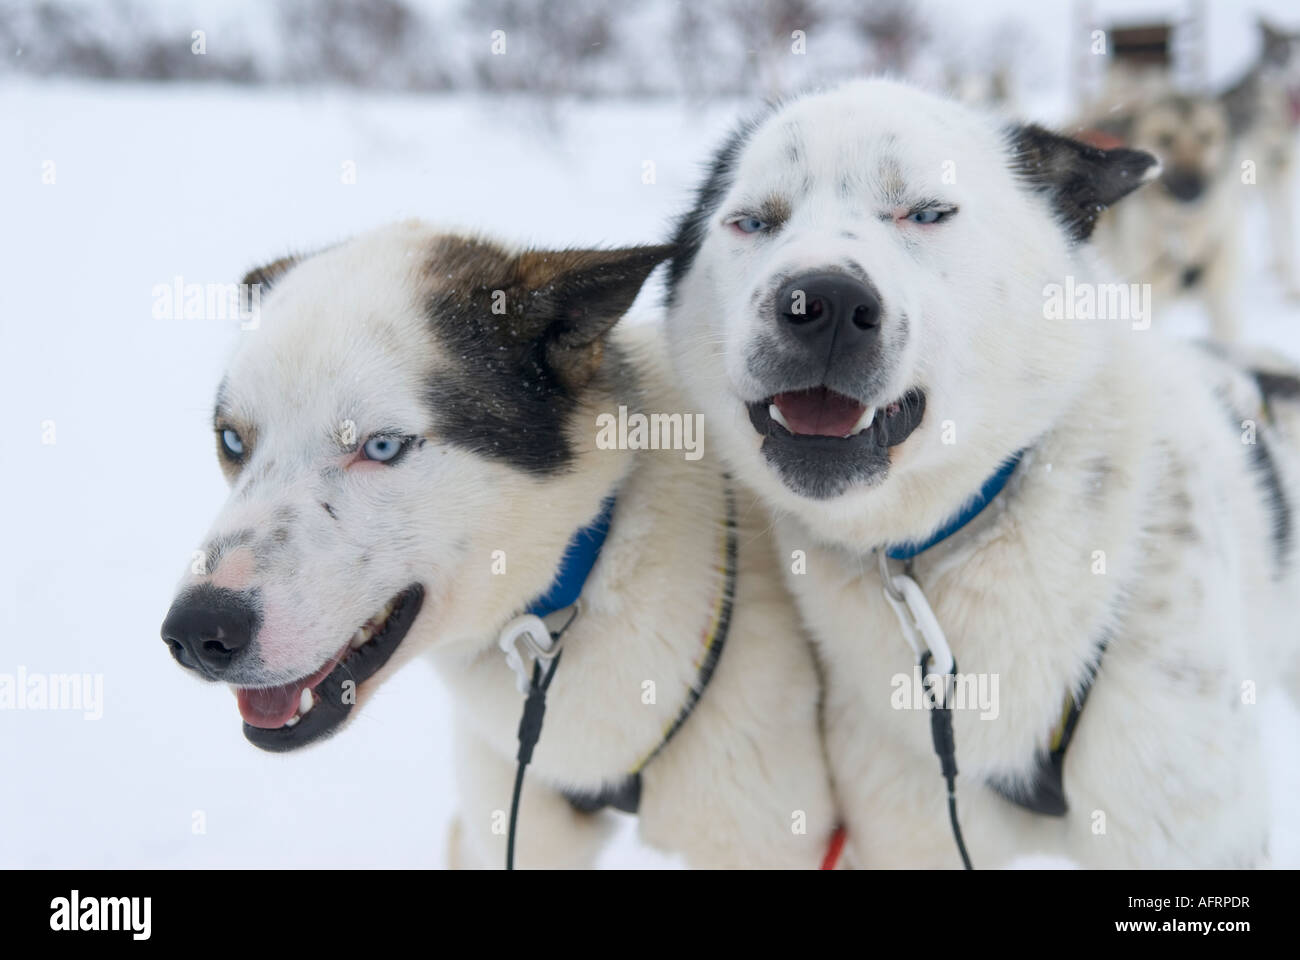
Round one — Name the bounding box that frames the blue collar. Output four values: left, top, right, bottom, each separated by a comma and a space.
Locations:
526, 495, 618, 618
885, 451, 1024, 561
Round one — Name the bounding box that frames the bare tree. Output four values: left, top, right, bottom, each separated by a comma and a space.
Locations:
846, 0, 930, 75
468, 0, 614, 96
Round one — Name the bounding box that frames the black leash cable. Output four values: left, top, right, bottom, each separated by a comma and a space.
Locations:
923, 650, 973, 869
506, 650, 563, 870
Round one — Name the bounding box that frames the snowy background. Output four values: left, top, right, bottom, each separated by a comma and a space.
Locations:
2, 0, 1299, 868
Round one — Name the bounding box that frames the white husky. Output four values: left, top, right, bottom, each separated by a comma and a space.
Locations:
665, 79, 1300, 868
161, 221, 835, 869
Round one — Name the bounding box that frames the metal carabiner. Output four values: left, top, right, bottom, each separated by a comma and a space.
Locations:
877, 550, 954, 676
497, 602, 579, 694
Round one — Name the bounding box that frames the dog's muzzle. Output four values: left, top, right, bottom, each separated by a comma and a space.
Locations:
1161, 167, 1206, 203
161, 582, 425, 752
738, 270, 925, 499
162, 584, 259, 680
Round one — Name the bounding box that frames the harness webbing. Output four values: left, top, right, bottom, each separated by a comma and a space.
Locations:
560, 484, 738, 815
988, 638, 1108, 816
881, 449, 1106, 822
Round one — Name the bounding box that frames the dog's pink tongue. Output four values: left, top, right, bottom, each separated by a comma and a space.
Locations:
773, 387, 866, 437
235, 652, 341, 728
237, 683, 308, 729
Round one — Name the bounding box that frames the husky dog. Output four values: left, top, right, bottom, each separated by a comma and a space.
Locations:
160, 221, 835, 869
1222, 18, 1300, 298
665, 79, 1300, 867
1083, 90, 1242, 339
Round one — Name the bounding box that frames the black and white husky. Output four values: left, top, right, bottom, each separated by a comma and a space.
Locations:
665, 79, 1300, 867
160, 221, 835, 868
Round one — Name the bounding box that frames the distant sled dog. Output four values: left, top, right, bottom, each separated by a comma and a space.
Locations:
160, 221, 835, 868
665, 79, 1300, 868
1080, 87, 1243, 340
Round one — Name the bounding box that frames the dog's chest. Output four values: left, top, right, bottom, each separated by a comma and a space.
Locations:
777, 517, 1114, 783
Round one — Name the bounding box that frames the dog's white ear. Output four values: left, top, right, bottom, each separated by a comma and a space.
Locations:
514, 244, 675, 388
1007, 124, 1159, 242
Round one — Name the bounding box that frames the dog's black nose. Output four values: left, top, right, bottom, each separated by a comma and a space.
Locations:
161, 585, 259, 679
1161, 168, 1205, 203
775, 272, 881, 356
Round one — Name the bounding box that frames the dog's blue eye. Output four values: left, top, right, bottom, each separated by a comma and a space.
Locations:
733, 217, 768, 234
909, 208, 943, 224
363, 435, 406, 463
221, 428, 244, 457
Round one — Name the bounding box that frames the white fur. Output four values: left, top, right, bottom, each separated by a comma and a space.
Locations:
667, 80, 1300, 867
172, 221, 836, 868
439, 325, 836, 869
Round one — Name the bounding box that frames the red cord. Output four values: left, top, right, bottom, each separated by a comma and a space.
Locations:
820, 825, 847, 870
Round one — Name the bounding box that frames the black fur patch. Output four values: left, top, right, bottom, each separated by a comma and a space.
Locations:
1251, 368, 1300, 572
665, 112, 769, 305
1222, 392, 1294, 575
241, 254, 301, 292
424, 240, 668, 476
563, 774, 643, 815
1006, 124, 1159, 242
1248, 429, 1293, 575
1255, 369, 1300, 405
425, 302, 592, 475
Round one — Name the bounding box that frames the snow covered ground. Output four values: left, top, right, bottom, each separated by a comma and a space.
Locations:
2, 78, 1298, 869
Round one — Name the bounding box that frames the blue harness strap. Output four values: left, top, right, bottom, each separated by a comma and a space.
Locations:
880, 448, 1108, 820
526, 495, 617, 619
885, 451, 1024, 560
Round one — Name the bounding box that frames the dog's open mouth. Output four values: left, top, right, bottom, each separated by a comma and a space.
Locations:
237, 583, 424, 752
744, 386, 926, 499
748, 386, 926, 445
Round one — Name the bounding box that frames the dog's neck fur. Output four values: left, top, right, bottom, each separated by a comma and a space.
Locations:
437, 325, 835, 868
426, 395, 638, 662
428, 323, 723, 661
428, 322, 742, 789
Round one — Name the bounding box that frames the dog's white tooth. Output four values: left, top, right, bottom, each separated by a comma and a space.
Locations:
284, 715, 300, 728
768, 403, 792, 431
848, 406, 877, 437
349, 628, 368, 650
299, 689, 315, 716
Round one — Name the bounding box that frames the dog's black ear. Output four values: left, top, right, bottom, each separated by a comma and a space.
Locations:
241, 254, 300, 291
1222, 81, 1257, 138
1259, 18, 1296, 65
514, 244, 675, 388
1007, 123, 1159, 242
